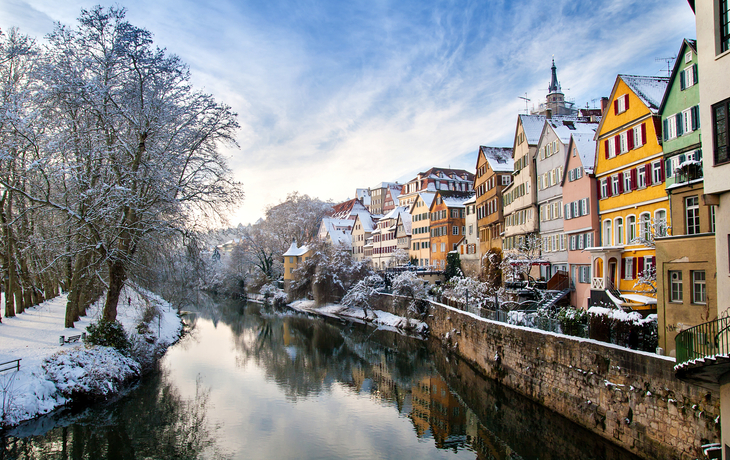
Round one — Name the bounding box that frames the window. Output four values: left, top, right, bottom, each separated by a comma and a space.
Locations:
713, 98, 730, 165
623, 172, 632, 192
600, 179, 608, 198
603, 220, 612, 247
686, 196, 700, 234
623, 257, 634, 280
441, 243, 445, 252
639, 213, 651, 241
655, 209, 668, 237
452, 226, 458, 235
619, 131, 628, 153
616, 94, 628, 114
682, 66, 697, 89
721, 0, 730, 53
638, 166, 647, 188
652, 161, 663, 184
665, 116, 678, 140
692, 271, 706, 304
612, 175, 620, 195
670, 271, 683, 302
633, 125, 644, 148
607, 138, 616, 158
615, 217, 624, 246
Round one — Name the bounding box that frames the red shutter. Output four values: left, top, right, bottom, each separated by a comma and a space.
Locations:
637, 257, 644, 276
618, 172, 624, 193
641, 122, 647, 145
624, 94, 629, 111
614, 99, 619, 115
597, 180, 602, 200
651, 256, 656, 268
645, 164, 652, 186
606, 179, 613, 197
659, 160, 665, 182
627, 131, 634, 150
621, 258, 626, 279
604, 139, 610, 159
631, 168, 638, 191
614, 136, 620, 154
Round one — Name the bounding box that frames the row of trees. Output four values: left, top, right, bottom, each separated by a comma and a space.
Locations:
0, 7, 242, 326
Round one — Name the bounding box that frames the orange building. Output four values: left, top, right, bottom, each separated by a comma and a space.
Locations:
430, 191, 474, 270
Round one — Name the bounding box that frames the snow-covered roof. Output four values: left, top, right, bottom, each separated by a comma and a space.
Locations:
480, 146, 514, 172
283, 241, 310, 257
439, 191, 474, 208
417, 191, 437, 210
571, 132, 597, 171
621, 75, 670, 113
397, 212, 412, 235
464, 195, 476, 205
519, 114, 547, 145
353, 211, 376, 233
381, 205, 409, 221
547, 120, 598, 144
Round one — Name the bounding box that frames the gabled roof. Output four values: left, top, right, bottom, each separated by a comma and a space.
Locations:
330, 198, 367, 219
620, 75, 670, 113
413, 191, 436, 211
562, 132, 597, 185
479, 146, 514, 172
518, 114, 547, 145
381, 205, 409, 222
352, 211, 375, 233
283, 241, 310, 257
595, 74, 670, 138
544, 119, 598, 144
438, 190, 475, 208
396, 212, 412, 235
658, 39, 698, 115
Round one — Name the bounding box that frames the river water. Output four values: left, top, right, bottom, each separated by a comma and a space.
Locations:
1, 296, 640, 459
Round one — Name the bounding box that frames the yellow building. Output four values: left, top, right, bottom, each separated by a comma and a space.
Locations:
589, 75, 669, 312
282, 241, 312, 290
409, 191, 436, 267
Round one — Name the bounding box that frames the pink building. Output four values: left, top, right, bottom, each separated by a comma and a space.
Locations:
561, 132, 600, 310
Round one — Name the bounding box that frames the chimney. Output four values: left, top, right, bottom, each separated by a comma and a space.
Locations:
601, 97, 609, 115
545, 108, 552, 119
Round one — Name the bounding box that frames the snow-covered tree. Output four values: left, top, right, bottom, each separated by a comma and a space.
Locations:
0, 8, 243, 324
341, 274, 385, 314
388, 248, 411, 267
501, 233, 543, 283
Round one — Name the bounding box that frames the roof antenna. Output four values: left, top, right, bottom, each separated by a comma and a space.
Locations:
518, 93, 531, 114
655, 57, 675, 76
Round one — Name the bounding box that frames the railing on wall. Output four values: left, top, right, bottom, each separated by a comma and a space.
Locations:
675, 317, 730, 367
591, 278, 605, 289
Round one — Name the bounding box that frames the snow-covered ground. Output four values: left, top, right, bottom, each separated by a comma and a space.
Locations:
0, 285, 182, 427
288, 299, 428, 335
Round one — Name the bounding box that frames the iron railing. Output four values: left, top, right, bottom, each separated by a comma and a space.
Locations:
675, 317, 730, 367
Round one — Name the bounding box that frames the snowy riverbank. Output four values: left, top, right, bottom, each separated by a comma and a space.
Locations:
288, 299, 428, 336
0, 286, 183, 428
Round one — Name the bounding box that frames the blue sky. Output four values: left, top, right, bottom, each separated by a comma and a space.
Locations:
1, 0, 696, 225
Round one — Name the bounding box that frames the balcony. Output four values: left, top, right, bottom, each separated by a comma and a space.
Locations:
675, 317, 730, 390
591, 277, 605, 289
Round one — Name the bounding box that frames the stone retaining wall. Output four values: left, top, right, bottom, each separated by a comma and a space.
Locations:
425, 301, 720, 460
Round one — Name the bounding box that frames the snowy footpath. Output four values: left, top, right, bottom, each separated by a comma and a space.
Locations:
288, 299, 428, 336
0, 285, 182, 428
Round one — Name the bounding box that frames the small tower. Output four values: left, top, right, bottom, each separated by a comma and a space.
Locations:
546, 57, 566, 116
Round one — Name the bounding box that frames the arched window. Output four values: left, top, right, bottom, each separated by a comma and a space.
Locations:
639, 213, 651, 242
603, 220, 613, 247
627, 215, 637, 243
655, 209, 668, 237
615, 217, 624, 246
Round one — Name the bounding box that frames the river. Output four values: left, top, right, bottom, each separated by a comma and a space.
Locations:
1, 295, 640, 459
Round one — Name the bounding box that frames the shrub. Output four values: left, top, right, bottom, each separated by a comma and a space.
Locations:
86, 320, 131, 353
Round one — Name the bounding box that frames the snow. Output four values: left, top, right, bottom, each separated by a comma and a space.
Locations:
571, 132, 597, 170
480, 146, 514, 172
519, 114, 547, 144
621, 75, 670, 112
548, 120, 597, 144
0, 285, 182, 427
288, 300, 428, 335
283, 241, 311, 257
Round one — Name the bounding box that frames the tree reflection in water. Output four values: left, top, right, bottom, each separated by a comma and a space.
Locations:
1, 370, 228, 460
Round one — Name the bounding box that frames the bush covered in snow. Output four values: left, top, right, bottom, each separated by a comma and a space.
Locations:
392, 271, 429, 316
85, 320, 131, 353
588, 306, 658, 351
42, 347, 141, 400
341, 275, 385, 313
441, 276, 493, 309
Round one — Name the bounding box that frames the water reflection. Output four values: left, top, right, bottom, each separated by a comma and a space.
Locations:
1, 370, 227, 459
2, 294, 639, 460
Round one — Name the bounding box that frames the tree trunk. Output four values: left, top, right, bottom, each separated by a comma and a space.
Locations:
104, 259, 126, 322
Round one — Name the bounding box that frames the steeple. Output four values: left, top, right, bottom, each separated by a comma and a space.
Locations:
548, 57, 561, 94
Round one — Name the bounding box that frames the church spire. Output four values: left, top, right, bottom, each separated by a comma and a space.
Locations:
548, 57, 561, 94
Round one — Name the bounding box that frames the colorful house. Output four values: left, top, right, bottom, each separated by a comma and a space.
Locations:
409, 192, 436, 267
398, 168, 474, 207
351, 213, 376, 262
429, 191, 473, 270
536, 118, 598, 280
562, 132, 601, 310
457, 195, 480, 277
589, 74, 669, 311
655, 38, 716, 357
371, 206, 409, 269
282, 241, 313, 290
502, 114, 544, 278
475, 146, 513, 258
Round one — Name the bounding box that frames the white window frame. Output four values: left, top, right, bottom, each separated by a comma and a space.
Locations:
607, 138, 616, 158
617, 94, 628, 113
666, 116, 678, 140
684, 66, 696, 88
633, 125, 644, 148
682, 108, 694, 134
692, 270, 706, 304
615, 217, 624, 246
619, 131, 628, 153
624, 257, 634, 280
638, 166, 647, 188
623, 172, 632, 192
652, 161, 662, 184
670, 271, 683, 302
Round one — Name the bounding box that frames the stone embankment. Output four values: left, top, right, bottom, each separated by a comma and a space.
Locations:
425, 300, 720, 460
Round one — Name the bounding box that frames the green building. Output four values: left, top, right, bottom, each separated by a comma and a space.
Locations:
656, 39, 716, 357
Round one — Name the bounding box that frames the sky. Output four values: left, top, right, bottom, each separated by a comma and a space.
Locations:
0, 0, 697, 226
